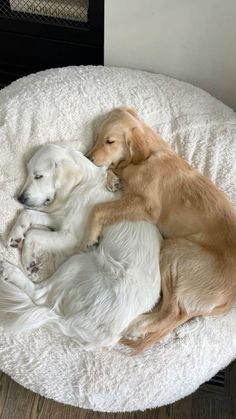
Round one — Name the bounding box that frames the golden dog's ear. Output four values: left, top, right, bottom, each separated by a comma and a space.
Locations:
126, 126, 151, 164
115, 107, 139, 120
55, 160, 82, 201
124, 107, 139, 119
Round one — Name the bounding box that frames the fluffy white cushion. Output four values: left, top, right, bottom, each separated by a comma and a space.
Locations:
0, 66, 235, 412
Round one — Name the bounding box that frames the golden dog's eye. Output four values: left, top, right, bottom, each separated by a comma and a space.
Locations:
106, 138, 115, 144
34, 174, 43, 180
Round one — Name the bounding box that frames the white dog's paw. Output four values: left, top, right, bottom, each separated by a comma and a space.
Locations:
23, 251, 40, 277
0, 260, 12, 280
8, 225, 25, 249
22, 234, 40, 276
0, 259, 20, 282
0, 259, 35, 290
26, 260, 40, 275
25, 258, 42, 283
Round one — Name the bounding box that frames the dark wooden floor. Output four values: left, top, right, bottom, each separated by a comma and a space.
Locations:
0, 361, 235, 419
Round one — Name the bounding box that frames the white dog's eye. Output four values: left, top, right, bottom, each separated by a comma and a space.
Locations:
34, 174, 43, 180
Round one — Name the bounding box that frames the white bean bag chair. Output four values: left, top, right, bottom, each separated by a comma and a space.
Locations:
0, 66, 236, 412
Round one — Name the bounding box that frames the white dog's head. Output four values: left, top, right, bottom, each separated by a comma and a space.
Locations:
18, 144, 97, 209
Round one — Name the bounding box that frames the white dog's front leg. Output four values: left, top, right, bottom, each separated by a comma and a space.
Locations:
8, 210, 58, 248
22, 230, 74, 279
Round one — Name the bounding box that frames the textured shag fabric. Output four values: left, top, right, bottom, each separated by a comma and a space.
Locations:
0, 66, 236, 412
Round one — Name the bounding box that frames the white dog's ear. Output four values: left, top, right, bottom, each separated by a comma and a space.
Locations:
54, 160, 82, 201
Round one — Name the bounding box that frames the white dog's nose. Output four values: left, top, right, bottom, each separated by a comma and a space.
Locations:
17, 194, 28, 205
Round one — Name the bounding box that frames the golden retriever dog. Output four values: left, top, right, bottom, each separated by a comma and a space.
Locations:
83, 107, 236, 352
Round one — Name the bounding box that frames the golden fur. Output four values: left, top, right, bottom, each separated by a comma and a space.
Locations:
84, 107, 236, 352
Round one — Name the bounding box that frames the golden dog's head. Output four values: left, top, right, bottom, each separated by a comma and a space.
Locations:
87, 107, 153, 168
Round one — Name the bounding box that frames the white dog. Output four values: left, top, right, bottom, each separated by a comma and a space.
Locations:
0, 144, 162, 349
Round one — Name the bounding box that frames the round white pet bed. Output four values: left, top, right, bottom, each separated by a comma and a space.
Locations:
0, 66, 236, 412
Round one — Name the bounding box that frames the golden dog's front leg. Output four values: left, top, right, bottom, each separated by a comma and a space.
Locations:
80, 209, 103, 251
81, 194, 151, 251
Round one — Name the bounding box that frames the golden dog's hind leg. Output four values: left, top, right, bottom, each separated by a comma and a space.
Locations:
121, 295, 192, 353
124, 298, 233, 353
122, 238, 233, 353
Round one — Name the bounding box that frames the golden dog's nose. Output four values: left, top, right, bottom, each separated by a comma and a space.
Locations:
86, 154, 94, 163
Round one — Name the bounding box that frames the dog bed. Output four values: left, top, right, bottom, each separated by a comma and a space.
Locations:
0, 66, 236, 412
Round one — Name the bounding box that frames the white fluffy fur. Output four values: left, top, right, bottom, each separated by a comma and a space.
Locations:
0, 144, 162, 349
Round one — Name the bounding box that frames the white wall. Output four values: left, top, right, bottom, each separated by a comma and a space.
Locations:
105, 0, 236, 110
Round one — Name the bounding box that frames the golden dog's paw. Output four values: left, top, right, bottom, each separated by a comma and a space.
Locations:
106, 171, 122, 193
122, 326, 145, 341
80, 235, 101, 252
122, 315, 150, 342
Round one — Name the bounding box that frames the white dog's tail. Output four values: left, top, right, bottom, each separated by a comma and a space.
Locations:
0, 277, 59, 333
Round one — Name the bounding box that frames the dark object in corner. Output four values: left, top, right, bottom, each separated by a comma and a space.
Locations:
0, 0, 104, 87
